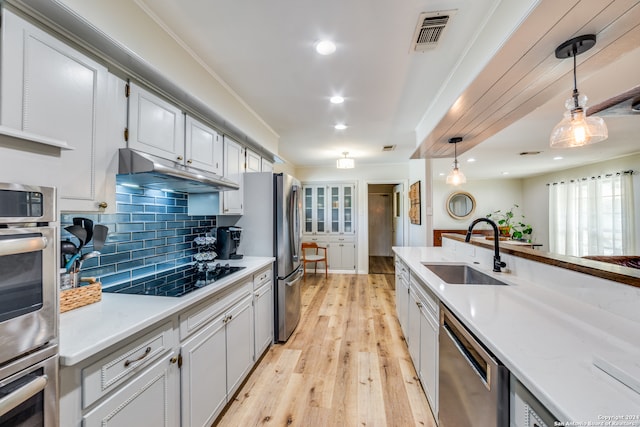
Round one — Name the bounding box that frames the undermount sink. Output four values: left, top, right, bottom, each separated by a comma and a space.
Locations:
422, 263, 508, 286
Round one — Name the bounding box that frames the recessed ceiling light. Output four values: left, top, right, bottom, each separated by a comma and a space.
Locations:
467, 158, 476, 162
334, 123, 347, 130
315, 40, 336, 55
330, 96, 344, 104
439, 172, 445, 176
501, 171, 510, 175
553, 156, 563, 160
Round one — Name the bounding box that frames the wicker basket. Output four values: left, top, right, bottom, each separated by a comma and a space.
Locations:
60, 282, 102, 313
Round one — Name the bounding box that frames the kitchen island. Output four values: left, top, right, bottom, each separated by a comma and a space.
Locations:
394, 238, 640, 425
59, 256, 275, 427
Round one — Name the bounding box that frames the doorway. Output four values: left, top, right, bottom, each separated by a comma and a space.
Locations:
368, 183, 404, 274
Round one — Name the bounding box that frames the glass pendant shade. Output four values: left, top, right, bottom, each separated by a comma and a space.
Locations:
336, 152, 354, 169
446, 163, 466, 185
550, 94, 608, 148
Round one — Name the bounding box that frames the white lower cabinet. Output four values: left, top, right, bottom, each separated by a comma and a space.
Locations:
396, 266, 440, 419
61, 265, 274, 427
395, 258, 410, 336
327, 236, 356, 271
179, 284, 254, 427
83, 353, 180, 427
416, 280, 439, 417
180, 311, 228, 427
253, 267, 274, 358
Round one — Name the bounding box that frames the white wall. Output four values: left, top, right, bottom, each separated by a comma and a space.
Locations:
295, 162, 412, 273
408, 159, 430, 247
523, 153, 640, 252
58, 0, 279, 155
432, 178, 524, 230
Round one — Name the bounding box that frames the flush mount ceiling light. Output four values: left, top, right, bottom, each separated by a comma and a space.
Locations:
550, 34, 608, 148
445, 137, 466, 185
336, 152, 354, 169
315, 40, 336, 55
334, 123, 347, 130
330, 96, 344, 104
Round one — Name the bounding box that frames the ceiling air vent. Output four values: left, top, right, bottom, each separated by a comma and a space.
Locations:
411, 10, 456, 52
382, 145, 396, 152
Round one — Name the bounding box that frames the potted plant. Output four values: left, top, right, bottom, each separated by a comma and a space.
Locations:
486, 204, 532, 239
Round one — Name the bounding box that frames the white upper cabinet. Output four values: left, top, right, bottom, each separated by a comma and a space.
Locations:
245, 148, 261, 173
0, 9, 119, 212
261, 158, 274, 173
127, 82, 185, 162
222, 136, 244, 215
185, 116, 223, 175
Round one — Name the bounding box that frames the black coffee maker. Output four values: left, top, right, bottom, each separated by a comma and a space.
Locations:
216, 226, 243, 259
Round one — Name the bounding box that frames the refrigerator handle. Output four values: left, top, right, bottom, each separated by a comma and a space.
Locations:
290, 184, 301, 262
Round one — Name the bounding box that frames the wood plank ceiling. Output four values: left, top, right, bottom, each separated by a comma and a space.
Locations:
412, 0, 640, 159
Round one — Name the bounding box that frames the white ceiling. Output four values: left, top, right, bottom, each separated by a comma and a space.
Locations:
138, 0, 639, 178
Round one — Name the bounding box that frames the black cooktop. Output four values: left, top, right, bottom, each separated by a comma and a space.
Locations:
103, 264, 246, 297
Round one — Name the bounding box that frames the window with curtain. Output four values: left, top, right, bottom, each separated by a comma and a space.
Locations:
549, 172, 635, 257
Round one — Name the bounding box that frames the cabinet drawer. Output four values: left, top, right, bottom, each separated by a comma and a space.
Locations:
179, 280, 252, 340
327, 235, 355, 243
253, 267, 272, 289
83, 352, 179, 427
82, 322, 174, 408
410, 273, 439, 317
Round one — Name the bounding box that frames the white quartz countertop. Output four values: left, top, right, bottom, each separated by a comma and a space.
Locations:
59, 256, 274, 366
393, 246, 640, 424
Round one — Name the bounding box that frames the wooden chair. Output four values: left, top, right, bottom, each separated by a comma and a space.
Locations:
301, 242, 328, 278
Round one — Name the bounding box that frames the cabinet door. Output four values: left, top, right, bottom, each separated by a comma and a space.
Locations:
127, 82, 185, 162
180, 314, 227, 427
254, 282, 273, 357
261, 158, 273, 172
185, 116, 223, 175
303, 185, 327, 234
342, 185, 355, 233
396, 274, 409, 336
222, 136, 244, 214
226, 294, 254, 397
419, 305, 438, 416
329, 185, 341, 233
83, 354, 179, 427
245, 148, 261, 172
407, 287, 421, 369
0, 9, 113, 212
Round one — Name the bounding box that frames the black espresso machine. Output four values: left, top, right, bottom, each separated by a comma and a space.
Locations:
216, 226, 243, 259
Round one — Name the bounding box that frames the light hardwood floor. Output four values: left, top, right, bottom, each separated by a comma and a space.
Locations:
215, 273, 436, 426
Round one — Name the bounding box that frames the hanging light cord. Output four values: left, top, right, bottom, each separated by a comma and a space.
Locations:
572, 44, 580, 110
453, 140, 458, 168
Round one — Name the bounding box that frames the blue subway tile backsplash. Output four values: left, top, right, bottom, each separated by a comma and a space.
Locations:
61, 184, 216, 288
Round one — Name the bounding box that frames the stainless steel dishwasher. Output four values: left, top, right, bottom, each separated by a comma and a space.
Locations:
439, 304, 509, 427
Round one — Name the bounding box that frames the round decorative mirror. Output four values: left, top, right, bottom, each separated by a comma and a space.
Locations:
446, 191, 476, 219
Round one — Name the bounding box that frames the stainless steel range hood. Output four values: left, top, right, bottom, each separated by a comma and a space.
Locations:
118, 148, 239, 193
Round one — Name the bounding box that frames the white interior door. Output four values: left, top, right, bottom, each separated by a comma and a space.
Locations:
368, 194, 393, 256
393, 184, 404, 247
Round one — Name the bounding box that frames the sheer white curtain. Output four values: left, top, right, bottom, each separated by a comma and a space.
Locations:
549, 173, 635, 256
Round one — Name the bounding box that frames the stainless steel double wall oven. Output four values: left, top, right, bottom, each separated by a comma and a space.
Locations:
0, 183, 59, 426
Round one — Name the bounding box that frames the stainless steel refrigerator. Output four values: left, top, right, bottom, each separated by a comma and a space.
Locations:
236, 172, 303, 342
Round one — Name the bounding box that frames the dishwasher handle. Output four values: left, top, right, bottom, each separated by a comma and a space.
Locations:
442, 307, 499, 391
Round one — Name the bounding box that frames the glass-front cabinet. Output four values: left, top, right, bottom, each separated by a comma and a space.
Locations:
305, 184, 355, 236
303, 186, 326, 234
302, 183, 356, 271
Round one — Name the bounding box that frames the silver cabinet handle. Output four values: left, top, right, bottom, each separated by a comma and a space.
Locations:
0, 236, 48, 256
0, 375, 47, 417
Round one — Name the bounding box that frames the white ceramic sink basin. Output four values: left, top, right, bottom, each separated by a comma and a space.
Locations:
422, 263, 508, 286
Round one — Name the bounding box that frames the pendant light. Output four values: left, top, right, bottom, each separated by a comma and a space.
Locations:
549, 34, 608, 148
336, 152, 354, 169
446, 137, 466, 185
